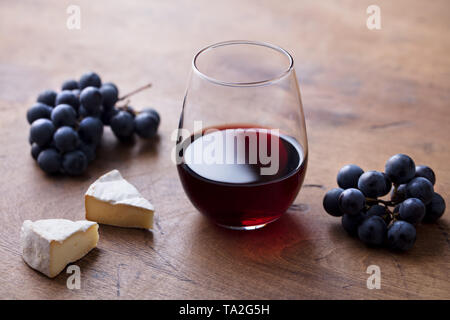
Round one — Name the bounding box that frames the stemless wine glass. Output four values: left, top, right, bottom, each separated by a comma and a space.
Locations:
175, 40, 308, 230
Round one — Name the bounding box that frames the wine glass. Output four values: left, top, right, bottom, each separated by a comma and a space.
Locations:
175, 40, 308, 230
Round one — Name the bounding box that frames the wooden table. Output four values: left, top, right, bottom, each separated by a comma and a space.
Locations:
0, 0, 449, 300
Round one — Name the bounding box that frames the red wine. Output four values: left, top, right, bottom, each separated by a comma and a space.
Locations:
177, 126, 307, 229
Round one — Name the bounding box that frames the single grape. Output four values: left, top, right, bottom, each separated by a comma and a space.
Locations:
110, 111, 135, 139
366, 204, 387, 218
79, 72, 102, 89
101, 107, 119, 125
79, 142, 96, 163
31, 143, 42, 160
134, 112, 159, 138
53, 126, 80, 153
61, 79, 79, 90
336, 164, 363, 189
391, 183, 407, 203
55, 90, 80, 111
103, 82, 119, 95
357, 171, 387, 198
51, 104, 77, 127
399, 198, 426, 224
414, 165, 436, 185
358, 216, 387, 246
387, 221, 416, 251
423, 193, 446, 223
338, 188, 365, 216
37, 90, 57, 107
323, 188, 344, 217
27, 103, 52, 124
37, 148, 61, 174
385, 154, 416, 184
100, 84, 118, 109
142, 108, 160, 126
80, 87, 103, 114
341, 212, 364, 236
62, 150, 88, 175
406, 177, 434, 205
30, 119, 55, 147
78, 116, 103, 145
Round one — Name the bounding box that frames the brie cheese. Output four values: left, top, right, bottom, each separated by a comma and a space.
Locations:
21, 219, 99, 278
85, 169, 154, 229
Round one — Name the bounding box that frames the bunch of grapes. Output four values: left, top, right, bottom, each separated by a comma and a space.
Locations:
323, 154, 446, 251
27, 71, 160, 175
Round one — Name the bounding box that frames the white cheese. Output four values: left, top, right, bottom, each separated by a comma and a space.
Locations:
21, 219, 99, 278
85, 169, 154, 229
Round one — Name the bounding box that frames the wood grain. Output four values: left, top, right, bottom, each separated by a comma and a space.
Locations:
0, 0, 449, 299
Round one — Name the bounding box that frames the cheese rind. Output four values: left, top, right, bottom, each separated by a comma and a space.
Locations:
85, 169, 154, 229
21, 219, 99, 278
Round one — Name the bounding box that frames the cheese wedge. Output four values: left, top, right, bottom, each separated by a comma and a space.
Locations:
85, 169, 154, 229
21, 219, 99, 278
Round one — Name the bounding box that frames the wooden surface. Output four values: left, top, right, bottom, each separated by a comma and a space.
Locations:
0, 0, 449, 300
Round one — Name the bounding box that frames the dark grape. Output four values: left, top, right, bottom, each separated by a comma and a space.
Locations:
391, 183, 407, 203
387, 221, 416, 251
78, 116, 103, 145
110, 111, 135, 139
101, 107, 119, 125
79, 72, 102, 89
30, 119, 55, 147
358, 216, 387, 246
31, 143, 42, 160
100, 84, 118, 109
414, 165, 436, 185
27, 103, 52, 124
338, 188, 365, 216
406, 177, 434, 205
103, 82, 118, 95
55, 90, 79, 111
337, 164, 363, 189
323, 188, 344, 217
399, 198, 425, 224
366, 204, 387, 218
37, 148, 61, 174
62, 150, 88, 175
134, 112, 158, 138
79, 142, 96, 163
51, 104, 77, 127
80, 87, 103, 114
37, 90, 57, 107
61, 79, 79, 90
342, 212, 364, 236
385, 154, 416, 184
142, 108, 160, 126
357, 171, 388, 198
53, 126, 79, 153
423, 193, 446, 223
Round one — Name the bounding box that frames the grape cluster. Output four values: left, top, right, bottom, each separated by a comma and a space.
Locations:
323, 154, 446, 251
27, 72, 160, 175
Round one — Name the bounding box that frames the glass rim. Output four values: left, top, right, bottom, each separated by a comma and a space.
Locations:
192, 40, 294, 87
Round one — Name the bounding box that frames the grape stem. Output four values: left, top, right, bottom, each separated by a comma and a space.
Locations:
366, 198, 397, 207
118, 82, 152, 101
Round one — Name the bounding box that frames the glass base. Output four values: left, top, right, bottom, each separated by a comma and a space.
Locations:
216, 216, 280, 230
